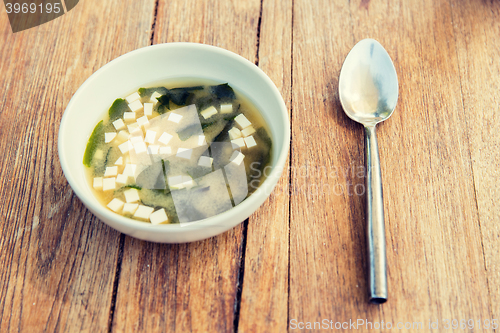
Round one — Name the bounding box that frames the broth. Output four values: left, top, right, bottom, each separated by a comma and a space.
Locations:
84, 79, 272, 224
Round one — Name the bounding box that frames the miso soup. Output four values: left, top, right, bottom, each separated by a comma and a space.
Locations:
83, 80, 272, 224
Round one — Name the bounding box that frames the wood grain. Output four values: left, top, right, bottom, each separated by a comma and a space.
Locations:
0, 0, 156, 331
111, 1, 262, 332
450, 0, 500, 319
290, 0, 494, 330
289, 0, 370, 323
1, 0, 500, 331
237, 0, 292, 331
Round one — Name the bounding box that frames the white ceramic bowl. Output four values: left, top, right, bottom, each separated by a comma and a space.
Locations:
58, 43, 289, 243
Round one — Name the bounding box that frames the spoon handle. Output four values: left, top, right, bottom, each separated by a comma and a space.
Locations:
364, 125, 388, 303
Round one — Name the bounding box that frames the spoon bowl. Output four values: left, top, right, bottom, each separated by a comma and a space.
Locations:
339, 39, 398, 126
338, 39, 398, 304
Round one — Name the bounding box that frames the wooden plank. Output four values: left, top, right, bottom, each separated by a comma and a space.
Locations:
450, 0, 500, 318
0, 0, 156, 331
237, 0, 292, 331
290, 0, 491, 328
111, 1, 262, 332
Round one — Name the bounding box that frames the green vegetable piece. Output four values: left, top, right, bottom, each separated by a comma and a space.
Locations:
195, 96, 215, 111
125, 184, 142, 190
169, 88, 191, 106
202, 121, 215, 129
210, 83, 235, 100
157, 104, 168, 114
83, 120, 104, 167
177, 124, 200, 141
157, 94, 170, 109
169, 86, 203, 106
256, 127, 272, 149
108, 98, 129, 121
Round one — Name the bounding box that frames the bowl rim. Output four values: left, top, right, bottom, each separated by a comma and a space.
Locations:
58, 42, 290, 233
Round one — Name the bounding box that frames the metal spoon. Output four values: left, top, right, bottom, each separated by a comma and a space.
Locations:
338, 38, 398, 304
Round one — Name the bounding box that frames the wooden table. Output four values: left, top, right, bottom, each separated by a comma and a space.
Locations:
1, 0, 499, 331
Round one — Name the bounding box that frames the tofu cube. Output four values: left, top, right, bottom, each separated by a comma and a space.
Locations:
133, 205, 154, 220
198, 135, 206, 146
102, 177, 116, 191
136, 115, 149, 127
115, 156, 123, 165
116, 174, 129, 185
105, 132, 117, 143
133, 141, 148, 154
125, 92, 141, 103
94, 149, 104, 160
129, 136, 143, 144
113, 119, 126, 130
168, 175, 193, 190
159, 146, 172, 155
176, 148, 192, 160
118, 141, 133, 154
147, 145, 159, 155
150, 209, 169, 225
107, 198, 124, 212
150, 91, 161, 104
231, 137, 245, 149
144, 103, 153, 116
93, 177, 103, 190
168, 112, 183, 123
124, 188, 140, 203
145, 130, 156, 144
127, 123, 140, 134
234, 114, 252, 129
104, 166, 118, 177
220, 104, 233, 114
122, 203, 139, 215
115, 130, 130, 142
123, 164, 137, 177
158, 132, 173, 145
168, 175, 184, 190
228, 127, 242, 140
198, 156, 213, 167
123, 112, 136, 122
241, 126, 256, 137
244, 135, 257, 148
128, 100, 143, 112
230, 151, 245, 166
181, 176, 194, 188
200, 106, 217, 119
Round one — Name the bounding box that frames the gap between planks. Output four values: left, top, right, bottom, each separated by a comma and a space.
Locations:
234, 2, 264, 331
287, 2, 294, 332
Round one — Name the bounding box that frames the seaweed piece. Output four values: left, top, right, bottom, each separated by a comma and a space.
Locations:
212, 120, 234, 143
169, 86, 203, 106
202, 121, 215, 129
103, 147, 112, 166
195, 95, 215, 111
108, 99, 129, 121
157, 104, 168, 115
223, 114, 238, 121
177, 124, 199, 141
157, 94, 170, 109
125, 184, 142, 190
83, 120, 104, 167
138, 86, 169, 99
210, 83, 236, 100
256, 127, 272, 149
168, 88, 191, 106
